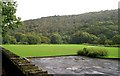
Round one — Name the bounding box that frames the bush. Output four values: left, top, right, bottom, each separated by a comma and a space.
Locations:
77, 47, 108, 58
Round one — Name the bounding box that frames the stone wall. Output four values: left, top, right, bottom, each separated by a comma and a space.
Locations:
2, 47, 52, 76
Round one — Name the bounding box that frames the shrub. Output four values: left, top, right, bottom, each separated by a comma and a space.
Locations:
77, 47, 108, 58
77, 48, 89, 56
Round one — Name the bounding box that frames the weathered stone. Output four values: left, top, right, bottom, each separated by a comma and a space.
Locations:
1, 47, 49, 76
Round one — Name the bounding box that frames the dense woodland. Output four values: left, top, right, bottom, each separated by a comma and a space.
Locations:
2, 9, 120, 45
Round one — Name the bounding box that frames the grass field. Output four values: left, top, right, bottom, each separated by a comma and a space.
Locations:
2, 44, 119, 58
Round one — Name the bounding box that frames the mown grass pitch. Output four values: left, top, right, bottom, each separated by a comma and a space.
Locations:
2, 44, 119, 58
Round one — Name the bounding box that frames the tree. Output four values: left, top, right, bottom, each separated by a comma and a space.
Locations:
14, 32, 28, 44
105, 39, 112, 45
98, 34, 107, 45
50, 33, 62, 44
26, 35, 41, 44
62, 35, 71, 44
112, 35, 120, 44
2, 34, 17, 44
40, 36, 50, 44
71, 31, 98, 44
89, 34, 99, 44
1, 1, 22, 36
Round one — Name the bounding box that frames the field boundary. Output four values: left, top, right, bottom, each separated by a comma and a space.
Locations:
26, 55, 120, 60
27, 54, 77, 59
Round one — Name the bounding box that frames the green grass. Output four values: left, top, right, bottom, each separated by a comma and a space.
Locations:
2, 44, 119, 58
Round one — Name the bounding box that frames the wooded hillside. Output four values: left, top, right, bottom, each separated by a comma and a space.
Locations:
3, 9, 119, 44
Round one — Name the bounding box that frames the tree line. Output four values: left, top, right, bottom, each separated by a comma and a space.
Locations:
3, 31, 120, 45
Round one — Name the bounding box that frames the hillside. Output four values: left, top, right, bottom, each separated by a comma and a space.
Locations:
23, 9, 118, 36
3, 9, 119, 44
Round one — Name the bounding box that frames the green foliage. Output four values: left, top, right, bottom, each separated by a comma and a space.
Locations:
0, 1, 2, 33
26, 34, 41, 44
105, 39, 112, 45
22, 10, 117, 38
1, 1, 22, 36
77, 48, 88, 56
14, 32, 27, 43
77, 47, 108, 58
40, 36, 50, 44
50, 33, 62, 44
2, 9, 118, 44
112, 35, 120, 44
0, 35, 2, 44
2, 34, 16, 44
98, 34, 107, 45
62, 35, 71, 44
71, 32, 98, 44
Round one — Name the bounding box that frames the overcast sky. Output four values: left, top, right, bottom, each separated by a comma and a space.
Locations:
14, 0, 119, 21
